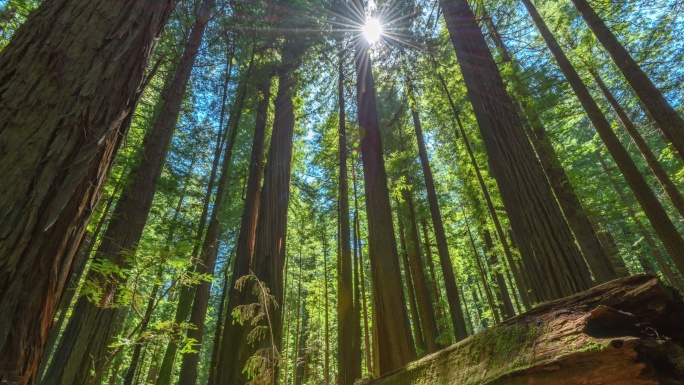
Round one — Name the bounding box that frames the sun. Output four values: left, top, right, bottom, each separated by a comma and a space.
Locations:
363, 18, 383, 44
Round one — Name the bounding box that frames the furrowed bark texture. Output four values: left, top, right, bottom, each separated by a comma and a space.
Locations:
521, 0, 684, 278
41, 2, 212, 382
354, 31, 416, 374
358, 274, 684, 385
570, 0, 684, 159
0, 1, 175, 383
441, 0, 593, 300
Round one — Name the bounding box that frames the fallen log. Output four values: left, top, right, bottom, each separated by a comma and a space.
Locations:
357, 275, 684, 385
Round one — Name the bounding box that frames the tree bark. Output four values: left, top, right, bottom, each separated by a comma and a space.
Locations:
571, 0, 684, 159
407, 82, 468, 341
337, 45, 362, 385
589, 67, 684, 220
359, 274, 684, 385
354, 22, 416, 375
441, 0, 593, 301
398, 217, 426, 355
522, 0, 684, 278
0, 1, 175, 382
486, 17, 618, 283
483, 230, 516, 319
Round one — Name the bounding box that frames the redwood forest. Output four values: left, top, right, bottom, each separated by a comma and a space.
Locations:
1, 0, 684, 384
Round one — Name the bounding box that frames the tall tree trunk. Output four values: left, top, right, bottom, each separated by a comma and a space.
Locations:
398, 217, 426, 355
483, 230, 515, 319
486, 17, 618, 283
155, 41, 246, 385
207, 254, 231, 385
406, 81, 468, 340
420, 220, 446, 328
431, 60, 532, 308
595, 153, 683, 290
40, 2, 212, 382
353, 10, 416, 375
570, 0, 684, 158
215, 72, 271, 385
351, 159, 373, 375
177, 67, 264, 385
401, 190, 441, 353
522, 0, 684, 277
441, 0, 593, 301
337, 44, 362, 385
323, 233, 331, 385
0, 2, 175, 382
589, 67, 684, 220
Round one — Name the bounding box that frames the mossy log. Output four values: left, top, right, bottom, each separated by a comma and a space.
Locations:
357, 275, 684, 385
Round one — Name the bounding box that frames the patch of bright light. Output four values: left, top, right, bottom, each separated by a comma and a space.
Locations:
363, 18, 382, 44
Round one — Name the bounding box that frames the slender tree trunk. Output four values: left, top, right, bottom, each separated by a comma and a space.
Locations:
291, 245, 303, 385
589, 67, 684, 220
398, 217, 426, 355
155, 41, 246, 385
351, 159, 373, 375
406, 82, 468, 340
442, 0, 593, 300
522, 0, 684, 277
207, 255, 231, 385
420, 219, 446, 328
0, 2, 175, 382
323, 234, 331, 385
595, 153, 683, 290
337, 44, 362, 385
401, 190, 441, 352
487, 18, 618, 283
431, 62, 532, 308
483, 230, 515, 319
353, 12, 416, 374
570, 0, 684, 158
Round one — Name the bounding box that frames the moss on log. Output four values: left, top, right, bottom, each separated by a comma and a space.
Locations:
357, 275, 684, 385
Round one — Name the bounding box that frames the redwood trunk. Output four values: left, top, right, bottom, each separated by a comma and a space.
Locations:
354, 22, 416, 375
522, 0, 684, 278
571, 0, 684, 159
0, 1, 174, 382
398, 217, 426, 354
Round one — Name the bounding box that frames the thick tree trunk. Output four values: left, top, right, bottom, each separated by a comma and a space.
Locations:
398, 217, 427, 355
486, 17, 618, 283
589, 68, 684, 220
337, 45, 362, 385
441, 0, 593, 301
40, 3, 212, 383
0, 1, 175, 382
571, 0, 684, 159
522, 0, 684, 278
595, 153, 683, 291
359, 275, 684, 385
354, 22, 416, 375
407, 85, 468, 341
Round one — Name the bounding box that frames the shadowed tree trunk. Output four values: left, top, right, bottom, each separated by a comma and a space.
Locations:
406, 78, 468, 341
40, 3, 213, 383
337, 43, 362, 385
595, 152, 683, 290
486, 17, 617, 283
483, 230, 515, 319
207, 254, 232, 385
441, 0, 593, 301
0, 1, 175, 382
420, 219, 447, 327
588, 67, 684, 220
570, 0, 684, 159
353, 14, 416, 374
521, 0, 684, 278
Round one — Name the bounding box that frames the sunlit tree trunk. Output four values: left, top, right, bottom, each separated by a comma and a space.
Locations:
398, 216, 426, 355
570, 0, 684, 158
521, 0, 684, 278
353, 20, 416, 375
0, 2, 175, 382
441, 0, 593, 301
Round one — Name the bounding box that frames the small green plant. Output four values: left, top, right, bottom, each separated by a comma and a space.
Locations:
232, 272, 281, 385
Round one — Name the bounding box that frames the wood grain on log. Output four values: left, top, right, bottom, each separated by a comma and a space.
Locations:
357, 275, 684, 385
